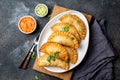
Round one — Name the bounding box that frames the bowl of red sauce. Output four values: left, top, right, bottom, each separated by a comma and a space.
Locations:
18, 15, 37, 34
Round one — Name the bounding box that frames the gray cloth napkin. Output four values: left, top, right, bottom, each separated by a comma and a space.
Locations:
72, 19, 116, 80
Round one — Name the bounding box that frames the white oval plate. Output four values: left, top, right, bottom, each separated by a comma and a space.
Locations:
37, 10, 89, 73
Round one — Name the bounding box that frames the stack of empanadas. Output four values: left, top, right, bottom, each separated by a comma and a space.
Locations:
59, 14, 86, 39
38, 14, 86, 70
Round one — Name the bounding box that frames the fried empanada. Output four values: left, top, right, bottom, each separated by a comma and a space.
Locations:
64, 46, 78, 64
59, 14, 86, 39
37, 54, 69, 70
40, 42, 69, 62
51, 23, 81, 41
48, 31, 79, 48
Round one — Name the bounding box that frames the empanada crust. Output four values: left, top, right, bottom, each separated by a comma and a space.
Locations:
38, 54, 69, 70
48, 31, 79, 48
64, 46, 78, 64
59, 14, 86, 39
40, 42, 69, 62
51, 22, 81, 41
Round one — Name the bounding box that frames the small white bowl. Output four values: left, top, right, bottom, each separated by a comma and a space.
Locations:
35, 4, 48, 17
18, 15, 37, 34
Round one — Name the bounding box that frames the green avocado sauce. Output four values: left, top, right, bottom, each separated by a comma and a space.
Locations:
36, 4, 47, 17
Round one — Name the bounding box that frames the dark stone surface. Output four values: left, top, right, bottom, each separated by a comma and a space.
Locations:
0, 0, 120, 80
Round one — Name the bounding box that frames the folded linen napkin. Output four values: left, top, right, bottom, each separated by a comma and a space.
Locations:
72, 19, 116, 80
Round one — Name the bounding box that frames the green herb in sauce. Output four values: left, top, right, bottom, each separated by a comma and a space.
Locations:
62, 26, 69, 32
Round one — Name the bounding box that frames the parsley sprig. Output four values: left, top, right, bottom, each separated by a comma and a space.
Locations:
62, 26, 69, 32
31, 52, 35, 59
47, 56, 56, 62
54, 51, 59, 56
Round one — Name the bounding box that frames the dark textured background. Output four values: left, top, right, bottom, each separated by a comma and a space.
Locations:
0, 0, 120, 80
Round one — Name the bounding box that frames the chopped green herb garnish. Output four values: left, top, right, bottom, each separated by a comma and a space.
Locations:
31, 52, 35, 59
62, 26, 69, 32
54, 51, 59, 56
48, 14, 51, 18
40, 73, 45, 77
47, 56, 56, 62
34, 75, 39, 80
47, 56, 51, 62
51, 56, 55, 61
71, 37, 74, 40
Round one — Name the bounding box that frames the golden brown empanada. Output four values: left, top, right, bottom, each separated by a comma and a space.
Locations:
40, 42, 69, 62
59, 14, 86, 39
64, 46, 78, 64
51, 23, 81, 41
37, 54, 69, 70
48, 31, 79, 48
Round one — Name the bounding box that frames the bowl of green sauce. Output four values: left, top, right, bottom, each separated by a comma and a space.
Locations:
35, 4, 48, 17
